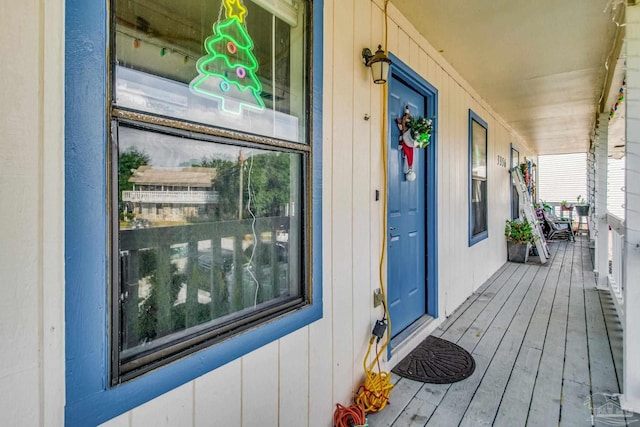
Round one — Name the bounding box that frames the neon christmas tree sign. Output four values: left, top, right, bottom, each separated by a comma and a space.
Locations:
190, 0, 265, 114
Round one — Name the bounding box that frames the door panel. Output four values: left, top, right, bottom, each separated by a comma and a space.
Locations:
387, 76, 427, 336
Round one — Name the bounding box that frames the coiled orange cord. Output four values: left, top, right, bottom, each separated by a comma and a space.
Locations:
333, 403, 367, 427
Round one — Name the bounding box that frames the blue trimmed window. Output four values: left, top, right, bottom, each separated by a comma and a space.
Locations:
65, 0, 322, 424
510, 144, 520, 220
469, 110, 488, 245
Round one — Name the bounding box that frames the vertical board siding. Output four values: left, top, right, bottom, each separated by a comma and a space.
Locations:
0, 0, 43, 424
242, 341, 279, 425
608, 157, 625, 218
99, 413, 130, 427
278, 329, 310, 426
307, 0, 336, 423
351, 0, 373, 390
194, 359, 242, 426
331, 0, 355, 407
130, 383, 193, 427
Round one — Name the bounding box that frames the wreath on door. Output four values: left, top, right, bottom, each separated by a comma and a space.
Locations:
396, 106, 433, 181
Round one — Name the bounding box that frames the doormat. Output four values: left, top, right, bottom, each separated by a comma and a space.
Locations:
391, 336, 475, 384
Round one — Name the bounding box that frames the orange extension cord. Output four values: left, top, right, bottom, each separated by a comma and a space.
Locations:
333, 403, 367, 427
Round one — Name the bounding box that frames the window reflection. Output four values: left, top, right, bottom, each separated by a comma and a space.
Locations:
114, 0, 307, 142
117, 125, 303, 357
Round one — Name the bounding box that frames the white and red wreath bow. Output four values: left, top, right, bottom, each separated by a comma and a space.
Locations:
396, 106, 417, 181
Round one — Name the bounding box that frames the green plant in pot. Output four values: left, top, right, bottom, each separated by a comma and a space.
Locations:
560, 200, 573, 211
575, 195, 590, 216
505, 218, 535, 263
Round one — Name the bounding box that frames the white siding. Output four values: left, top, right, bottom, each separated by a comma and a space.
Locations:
0, 0, 65, 426
538, 153, 588, 205
608, 157, 625, 218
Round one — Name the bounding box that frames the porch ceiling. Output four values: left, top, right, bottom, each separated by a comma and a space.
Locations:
390, 0, 625, 155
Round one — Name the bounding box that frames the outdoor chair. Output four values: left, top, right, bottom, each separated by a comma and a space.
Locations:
542, 210, 574, 241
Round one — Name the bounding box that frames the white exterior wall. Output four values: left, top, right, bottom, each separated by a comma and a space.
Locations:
0, 0, 65, 426
538, 153, 588, 205
0, 0, 535, 426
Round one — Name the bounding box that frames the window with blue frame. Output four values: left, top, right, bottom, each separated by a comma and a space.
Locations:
111, 0, 313, 383
510, 145, 520, 220
66, 0, 321, 423
469, 110, 488, 245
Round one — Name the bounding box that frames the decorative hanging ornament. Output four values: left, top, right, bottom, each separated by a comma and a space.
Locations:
397, 106, 417, 181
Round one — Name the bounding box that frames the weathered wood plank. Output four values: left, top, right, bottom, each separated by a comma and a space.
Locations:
493, 345, 543, 427
455, 264, 531, 356
433, 262, 513, 339
563, 238, 590, 386
470, 265, 537, 358
392, 397, 438, 427
459, 257, 550, 426
521, 242, 567, 351
492, 247, 563, 427
367, 378, 423, 427
386, 238, 625, 427
585, 288, 620, 396
527, 243, 573, 426
424, 354, 490, 426
560, 379, 592, 426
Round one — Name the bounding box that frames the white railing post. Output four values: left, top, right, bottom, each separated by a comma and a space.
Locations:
594, 113, 609, 288
621, 3, 640, 412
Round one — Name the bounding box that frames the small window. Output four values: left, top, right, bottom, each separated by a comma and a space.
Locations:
469, 110, 488, 245
510, 145, 520, 220
111, 0, 312, 383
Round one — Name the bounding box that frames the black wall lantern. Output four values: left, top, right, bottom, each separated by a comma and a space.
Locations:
362, 45, 392, 84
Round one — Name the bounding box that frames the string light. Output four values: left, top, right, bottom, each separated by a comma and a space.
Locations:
609, 79, 626, 121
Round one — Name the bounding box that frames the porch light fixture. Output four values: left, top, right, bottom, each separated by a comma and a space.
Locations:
362, 45, 392, 84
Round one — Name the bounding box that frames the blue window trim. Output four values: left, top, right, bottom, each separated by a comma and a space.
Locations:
387, 53, 439, 321
468, 109, 488, 246
64, 1, 323, 425
510, 143, 520, 220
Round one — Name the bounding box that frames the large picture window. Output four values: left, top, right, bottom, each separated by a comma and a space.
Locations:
111, 0, 312, 383
469, 110, 488, 245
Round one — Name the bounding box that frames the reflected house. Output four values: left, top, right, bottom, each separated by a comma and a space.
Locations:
122, 166, 219, 222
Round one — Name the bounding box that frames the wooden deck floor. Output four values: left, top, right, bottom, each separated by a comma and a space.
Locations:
369, 238, 640, 426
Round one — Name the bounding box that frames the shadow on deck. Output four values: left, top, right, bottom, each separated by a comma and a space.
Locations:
369, 237, 640, 426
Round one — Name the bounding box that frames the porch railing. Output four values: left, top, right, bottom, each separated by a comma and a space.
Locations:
122, 190, 219, 204
607, 212, 625, 319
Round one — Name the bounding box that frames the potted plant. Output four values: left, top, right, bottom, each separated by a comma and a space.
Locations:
560, 200, 573, 211
505, 218, 535, 263
575, 195, 590, 216
403, 116, 433, 148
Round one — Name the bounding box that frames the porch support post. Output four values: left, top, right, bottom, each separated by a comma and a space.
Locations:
621, 3, 640, 412
593, 112, 609, 288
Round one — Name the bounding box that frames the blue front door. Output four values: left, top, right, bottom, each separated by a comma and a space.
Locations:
387, 76, 427, 336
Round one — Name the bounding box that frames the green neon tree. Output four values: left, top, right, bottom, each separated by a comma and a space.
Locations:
190, 7, 264, 114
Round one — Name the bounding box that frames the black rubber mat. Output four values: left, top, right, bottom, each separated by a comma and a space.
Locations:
391, 336, 475, 384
